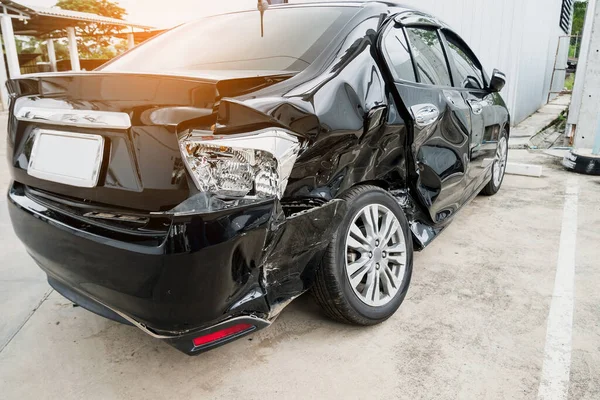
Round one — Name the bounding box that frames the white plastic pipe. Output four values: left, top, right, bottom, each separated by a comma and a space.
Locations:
47, 39, 57, 72
67, 27, 81, 71
0, 15, 21, 78
127, 32, 135, 50
0, 34, 10, 110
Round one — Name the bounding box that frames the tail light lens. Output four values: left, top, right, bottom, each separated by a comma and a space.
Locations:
180, 129, 300, 199
192, 323, 255, 348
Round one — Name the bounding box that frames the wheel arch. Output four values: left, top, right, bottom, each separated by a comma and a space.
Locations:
504, 120, 511, 137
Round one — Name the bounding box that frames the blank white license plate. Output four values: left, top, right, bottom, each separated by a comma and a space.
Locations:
28, 129, 105, 188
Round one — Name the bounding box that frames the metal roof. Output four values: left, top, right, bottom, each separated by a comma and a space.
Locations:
1, 0, 154, 36
25, 5, 153, 29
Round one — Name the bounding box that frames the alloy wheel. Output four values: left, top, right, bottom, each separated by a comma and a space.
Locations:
344, 204, 407, 307
493, 136, 508, 187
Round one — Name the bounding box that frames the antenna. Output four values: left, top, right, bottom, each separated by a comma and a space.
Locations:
257, 0, 269, 37
257, 1, 288, 37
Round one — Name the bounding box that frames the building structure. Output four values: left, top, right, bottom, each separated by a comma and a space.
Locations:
0, 0, 153, 109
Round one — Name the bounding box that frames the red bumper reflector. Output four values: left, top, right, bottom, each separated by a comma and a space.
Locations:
192, 323, 254, 347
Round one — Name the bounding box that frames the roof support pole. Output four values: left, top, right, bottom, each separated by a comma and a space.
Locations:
127, 32, 135, 50
67, 26, 81, 71
47, 39, 57, 72
568, 0, 600, 148
1, 14, 21, 78
0, 34, 10, 110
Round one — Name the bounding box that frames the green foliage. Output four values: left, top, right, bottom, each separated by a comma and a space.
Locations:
572, 1, 588, 35
564, 74, 575, 91
37, 39, 74, 61
16, 37, 42, 54
53, 41, 72, 60
15, 36, 70, 63
55, 0, 128, 59
56, 0, 126, 18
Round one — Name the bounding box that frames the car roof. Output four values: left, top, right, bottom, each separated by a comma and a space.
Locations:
269, 1, 407, 11
269, 1, 444, 25
201, 1, 447, 31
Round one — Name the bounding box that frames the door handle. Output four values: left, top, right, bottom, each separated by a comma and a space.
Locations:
411, 104, 440, 128
467, 99, 484, 115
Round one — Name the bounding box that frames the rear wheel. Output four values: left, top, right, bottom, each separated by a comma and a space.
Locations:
312, 186, 413, 325
481, 130, 508, 196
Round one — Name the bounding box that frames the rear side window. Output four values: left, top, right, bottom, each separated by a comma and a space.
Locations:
445, 33, 484, 90
405, 27, 452, 87
382, 28, 416, 82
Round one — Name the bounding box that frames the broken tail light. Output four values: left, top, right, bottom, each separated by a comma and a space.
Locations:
179, 129, 300, 199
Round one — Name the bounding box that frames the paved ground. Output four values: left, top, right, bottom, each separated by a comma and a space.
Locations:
509, 95, 571, 150
1, 112, 599, 400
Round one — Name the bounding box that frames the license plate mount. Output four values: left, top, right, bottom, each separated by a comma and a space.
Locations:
27, 129, 105, 188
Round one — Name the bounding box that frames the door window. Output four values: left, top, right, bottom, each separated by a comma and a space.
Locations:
405, 27, 452, 86
444, 33, 485, 90
382, 28, 417, 82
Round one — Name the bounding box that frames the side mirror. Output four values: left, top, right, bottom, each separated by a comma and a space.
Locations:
489, 69, 506, 93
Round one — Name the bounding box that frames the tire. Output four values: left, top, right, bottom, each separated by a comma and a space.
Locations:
481, 129, 509, 196
312, 185, 413, 326
562, 149, 600, 176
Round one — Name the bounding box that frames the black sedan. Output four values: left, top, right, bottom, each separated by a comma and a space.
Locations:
6, 1, 509, 355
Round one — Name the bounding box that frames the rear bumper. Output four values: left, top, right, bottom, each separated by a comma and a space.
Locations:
46, 276, 270, 354
48, 277, 133, 326
48, 275, 270, 354
8, 181, 346, 354
8, 183, 275, 354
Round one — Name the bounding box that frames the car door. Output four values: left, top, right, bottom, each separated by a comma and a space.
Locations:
380, 18, 474, 226
441, 29, 499, 197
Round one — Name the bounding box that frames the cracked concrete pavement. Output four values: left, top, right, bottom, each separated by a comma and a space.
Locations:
0, 112, 599, 400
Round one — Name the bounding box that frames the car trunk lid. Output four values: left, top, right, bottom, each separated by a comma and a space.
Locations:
6, 71, 293, 212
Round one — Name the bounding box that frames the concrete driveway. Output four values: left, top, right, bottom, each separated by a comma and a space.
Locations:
1, 112, 599, 399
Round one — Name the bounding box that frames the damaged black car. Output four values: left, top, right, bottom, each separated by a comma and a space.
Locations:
6, 1, 510, 355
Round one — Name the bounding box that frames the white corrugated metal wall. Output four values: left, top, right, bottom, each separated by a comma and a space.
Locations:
399, 0, 569, 124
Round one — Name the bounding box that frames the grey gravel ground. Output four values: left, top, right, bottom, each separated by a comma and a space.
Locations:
1, 111, 599, 399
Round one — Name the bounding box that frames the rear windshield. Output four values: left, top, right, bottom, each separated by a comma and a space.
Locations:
102, 6, 356, 73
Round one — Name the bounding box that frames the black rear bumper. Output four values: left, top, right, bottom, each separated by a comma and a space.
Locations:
48, 275, 271, 354
7, 182, 345, 354
46, 275, 271, 354
48, 276, 133, 326
8, 183, 277, 354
